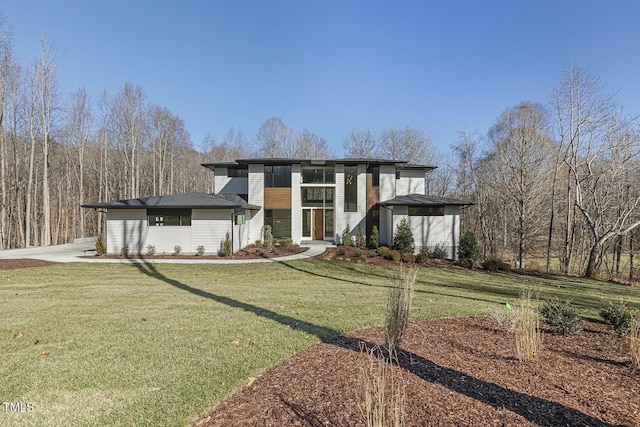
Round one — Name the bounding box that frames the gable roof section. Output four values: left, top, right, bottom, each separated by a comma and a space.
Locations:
82, 192, 260, 210
379, 194, 474, 207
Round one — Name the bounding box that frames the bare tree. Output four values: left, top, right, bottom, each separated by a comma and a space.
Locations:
342, 127, 378, 158
380, 126, 434, 164
0, 12, 13, 249
487, 101, 554, 269
292, 128, 332, 158
203, 127, 252, 162
255, 117, 293, 158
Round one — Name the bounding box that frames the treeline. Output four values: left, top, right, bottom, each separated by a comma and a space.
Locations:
2, 13, 640, 280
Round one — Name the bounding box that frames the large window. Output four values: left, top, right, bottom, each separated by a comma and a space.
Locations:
408, 206, 445, 216
147, 209, 192, 226
302, 167, 335, 184
228, 168, 248, 178
301, 187, 334, 207
344, 166, 358, 212
265, 165, 292, 187
264, 209, 291, 238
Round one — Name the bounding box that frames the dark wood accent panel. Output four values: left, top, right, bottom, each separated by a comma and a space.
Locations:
313, 209, 324, 240
264, 188, 292, 209
366, 172, 379, 210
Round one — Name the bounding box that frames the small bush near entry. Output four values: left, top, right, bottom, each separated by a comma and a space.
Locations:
146, 245, 156, 256
377, 246, 391, 258
173, 245, 182, 256
95, 232, 107, 255
223, 232, 233, 257
341, 225, 352, 246
482, 259, 511, 272
600, 300, 637, 335
368, 225, 380, 249
402, 252, 415, 263
416, 252, 429, 264
430, 243, 449, 260
392, 218, 415, 254
277, 238, 293, 248
196, 245, 205, 256
354, 249, 362, 258
120, 246, 129, 257
385, 250, 401, 262
355, 226, 366, 248
337, 247, 346, 256
540, 298, 583, 334
368, 249, 378, 258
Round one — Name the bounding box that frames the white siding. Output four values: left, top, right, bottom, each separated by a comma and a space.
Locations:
379, 164, 396, 202
396, 170, 426, 196
334, 163, 367, 243
248, 164, 264, 243
291, 164, 302, 244
444, 206, 461, 260
409, 215, 445, 253
106, 209, 147, 254
214, 167, 230, 194
233, 210, 252, 252
192, 209, 233, 254
146, 227, 192, 254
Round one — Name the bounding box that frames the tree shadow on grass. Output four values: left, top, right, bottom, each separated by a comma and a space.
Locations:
130, 260, 619, 427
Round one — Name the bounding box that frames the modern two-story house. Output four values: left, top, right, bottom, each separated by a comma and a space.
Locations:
83, 158, 472, 258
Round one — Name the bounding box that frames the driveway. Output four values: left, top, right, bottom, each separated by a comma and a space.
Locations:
0, 239, 331, 264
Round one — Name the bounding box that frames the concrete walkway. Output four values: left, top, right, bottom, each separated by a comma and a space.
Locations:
0, 240, 333, 264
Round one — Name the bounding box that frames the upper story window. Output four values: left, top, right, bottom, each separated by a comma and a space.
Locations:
147, 208, 192, 226
227, 168, 248, 178
344, 166, 358, 212
302, 167, 335, 184
264, 165, 292, 187
369, 166, 380, 187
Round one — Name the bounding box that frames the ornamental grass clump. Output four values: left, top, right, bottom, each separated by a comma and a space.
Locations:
630, 317, 640, 370
514, 290, 542, 362
385, 265, 417, 357
358, 344, 405, 427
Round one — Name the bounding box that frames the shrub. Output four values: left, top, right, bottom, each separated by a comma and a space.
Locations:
262, 225, 275, 251
416, 252, 429, 264
223, 231, 233, 257
430, 243, 449, 260
254, 240, 263, 248
368, 225, 380, 249
146, 245, 156, 256
173, 245, 182, 256
337, 247, 346, 256
385, 266, 417, 356
401, 252, 415, 263
392, 217, 414, 254
354, 226, 366, 248
377, 246, 391, 258
196, 245, 205, 256
277, 238, 293, 248
341, 225, 352, 246
120, 246, 129, 257
488, 303, 519, 332
457, 229, 479, 263
457, 258, 474, 269
600, 300, 637, 335
354, 248, 362, 258
385, 250, 401, 262
95, 233, 107, 256
368, 249, 378, 258
482, 259, 511, 272
540, 298, 583, 334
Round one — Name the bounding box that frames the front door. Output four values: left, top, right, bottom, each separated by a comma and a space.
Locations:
313, 209, 324, 240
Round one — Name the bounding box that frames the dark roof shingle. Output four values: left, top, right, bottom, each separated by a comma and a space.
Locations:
379, 194, 474, 207
82, 192, 260, 210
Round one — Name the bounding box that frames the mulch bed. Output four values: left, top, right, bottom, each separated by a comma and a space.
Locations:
81, 245, 308, 260
0, 259, 58, 270
195, 317, 639, 427
314, 246, 455, 268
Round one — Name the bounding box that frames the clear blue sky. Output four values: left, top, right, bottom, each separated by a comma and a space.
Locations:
3, 1, 639, 155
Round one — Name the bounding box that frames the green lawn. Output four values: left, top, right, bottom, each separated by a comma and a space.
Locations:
1, 260, 639, 426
